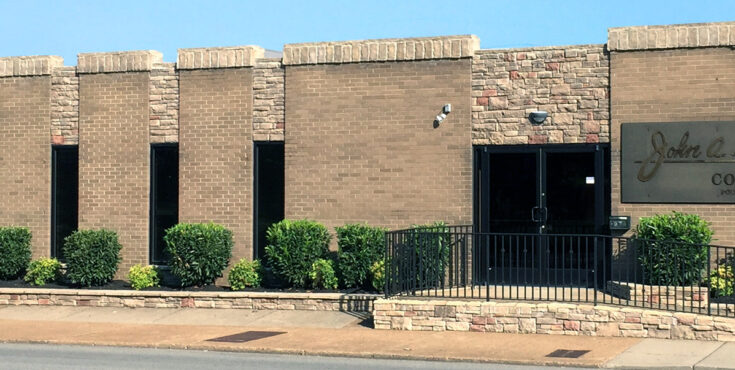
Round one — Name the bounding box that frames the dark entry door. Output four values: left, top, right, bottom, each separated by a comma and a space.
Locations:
473, 144, 609, 285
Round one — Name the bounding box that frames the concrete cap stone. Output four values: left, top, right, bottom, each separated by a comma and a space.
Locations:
609, 21, 735, 51
177, 46, 265, 69
283, 35, 480, 65
0, 55, 64, 77
77, 50, 163, 74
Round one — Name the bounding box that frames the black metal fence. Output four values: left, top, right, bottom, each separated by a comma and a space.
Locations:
384, 225, 735, 317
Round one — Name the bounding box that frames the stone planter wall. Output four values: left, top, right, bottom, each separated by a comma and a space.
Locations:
0, 288, 377, 312
607, 281, 709, 308
373, 298, 735, 341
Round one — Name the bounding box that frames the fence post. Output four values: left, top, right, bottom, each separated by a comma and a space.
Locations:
707, 246, 711, 316
593, 236, 598, 306
384, 232, 389, 299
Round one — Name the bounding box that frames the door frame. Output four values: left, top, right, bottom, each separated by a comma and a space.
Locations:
473, 143, 610, 236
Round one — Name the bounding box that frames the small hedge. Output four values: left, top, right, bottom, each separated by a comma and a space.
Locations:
369, 259, 385, 292
128, 264, 160, 290
164, 223, 233, 287
635, 212, 713, 286
411, 221, 450, 287
309, 258, 338, 290
0, 227, 32, 280
24, 258, 62, 286
63, 229, 122, 287
229, 259, 263, 290
710, 265, 734, 298
336, 224, 386, 289
265, 219, 330, 288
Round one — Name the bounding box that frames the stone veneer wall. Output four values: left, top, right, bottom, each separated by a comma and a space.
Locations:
374, 299, 735, 341
0, 289, 376, 312
471, 45, 609, 145
149, 62, 179, 143
253, 58, 285, 141
50, 66, 79, 145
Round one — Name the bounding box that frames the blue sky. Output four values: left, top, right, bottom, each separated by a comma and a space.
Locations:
1, 0, 733, 64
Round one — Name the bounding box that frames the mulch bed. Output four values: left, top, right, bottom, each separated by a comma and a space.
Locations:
0, 278, 367, 294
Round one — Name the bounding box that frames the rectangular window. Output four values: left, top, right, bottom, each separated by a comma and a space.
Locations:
254, 142, 284, 260
150, 144, 179, 265
51, 146, 78, 261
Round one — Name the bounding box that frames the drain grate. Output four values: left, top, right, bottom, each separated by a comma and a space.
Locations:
546, 349, 590, 358
206, 330, 286, 343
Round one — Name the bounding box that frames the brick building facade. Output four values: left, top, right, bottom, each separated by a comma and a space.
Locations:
1, 21, 734, 278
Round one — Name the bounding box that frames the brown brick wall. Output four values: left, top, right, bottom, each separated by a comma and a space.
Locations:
179, 68, 253, 263
0, 76, 51, 258
285, 59, 473, 236
611, 47, 735, 245
78, 72, 150, 274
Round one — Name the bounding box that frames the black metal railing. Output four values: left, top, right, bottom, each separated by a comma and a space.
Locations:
384, 226, 735, 317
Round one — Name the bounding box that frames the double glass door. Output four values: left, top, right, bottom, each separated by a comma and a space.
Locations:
473, 144, 610, 286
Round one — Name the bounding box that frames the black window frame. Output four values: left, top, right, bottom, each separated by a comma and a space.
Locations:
149, 143, 179, 265
51, 145, 79, 261
253, 141, 285, 260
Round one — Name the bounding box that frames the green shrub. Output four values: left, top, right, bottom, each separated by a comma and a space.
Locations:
265, 220, 330, 288
635, 212, 713, 286
0, 227, 32, 280
229, 259, 263, 290
710, 265, 734, 298
24, 258, 62, 286
128, 264, 160, 290
369, 259, 385, 292
411, 221, 450, 287
336, 224, 386, 289
164, 223, 233, 287
309, 258, 338, 290
63, 229, 122, 287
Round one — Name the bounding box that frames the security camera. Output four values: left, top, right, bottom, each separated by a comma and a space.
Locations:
442, 104, 452, 114
435, 113, 447, 122
529, 111, 548, 125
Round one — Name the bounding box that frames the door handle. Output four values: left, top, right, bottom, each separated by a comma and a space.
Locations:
531, 207, 548, 223
531, 207, 541, 222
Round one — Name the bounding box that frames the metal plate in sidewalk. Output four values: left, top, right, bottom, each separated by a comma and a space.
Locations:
206, 330, 286, 343
546, 349, 590, 358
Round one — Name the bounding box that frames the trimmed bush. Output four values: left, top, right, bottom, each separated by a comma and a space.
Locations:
164, 223, 233, 287
265, 219, 330, 288
710, 265, 734, 298
24, 258, 62, 286
128, 264, 160, 290
309, 258, 338, 290
635, 212, 713, 286
229, 259, 263, 290
64, 229, 122, 287
0, 227, 32, 280
369, 259, 385, 292
411, 221, 450, 287
336, 224, 386, 289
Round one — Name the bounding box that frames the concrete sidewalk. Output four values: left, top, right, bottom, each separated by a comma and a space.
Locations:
0, 306, 732, 369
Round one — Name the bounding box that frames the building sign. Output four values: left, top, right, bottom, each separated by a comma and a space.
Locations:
621, 122, 735, 203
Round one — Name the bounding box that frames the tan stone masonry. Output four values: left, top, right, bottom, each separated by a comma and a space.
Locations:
0, 288, 377, 312
609, 21, 735, 51
374, 299, 735, 341
283, 35, 479, 65
0, 55, 63, 77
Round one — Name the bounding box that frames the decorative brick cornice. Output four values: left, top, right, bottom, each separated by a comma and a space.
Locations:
177, 46, 264, 69
77, 50, 163, 74
282, 35, 480, 66
609, 22, 735, 51
0, 55, 63, 77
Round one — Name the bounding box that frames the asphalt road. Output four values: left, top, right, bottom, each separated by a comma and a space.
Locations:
0, 343, 592, 370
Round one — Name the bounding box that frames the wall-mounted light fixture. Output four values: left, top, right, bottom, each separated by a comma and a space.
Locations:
434, 104, 452, 126
529, 110, 548, 125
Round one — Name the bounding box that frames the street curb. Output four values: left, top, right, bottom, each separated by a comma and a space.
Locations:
0, 339, 604, 368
